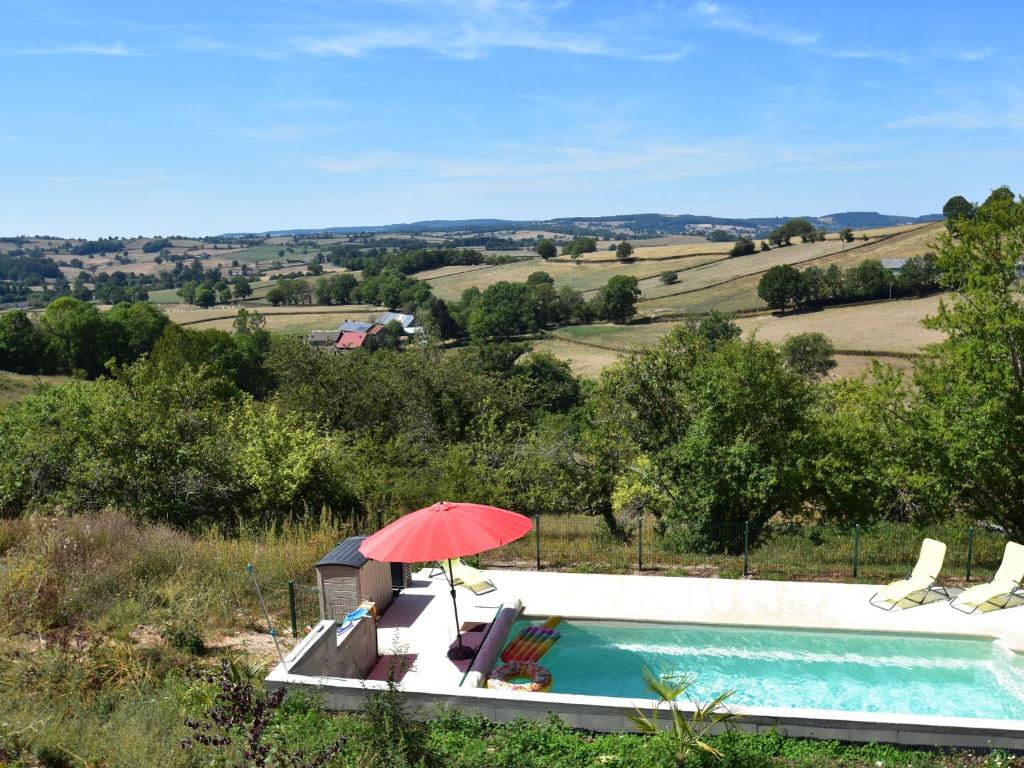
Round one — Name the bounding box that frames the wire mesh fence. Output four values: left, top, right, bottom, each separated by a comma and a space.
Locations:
277, 512, 1010, 632
474, 514, 1009, 585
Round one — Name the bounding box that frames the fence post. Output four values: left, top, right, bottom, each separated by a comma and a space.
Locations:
288, 580, 298, 638
375, 509, 383, 532
965, 526, 975, 583
743, 520, 749, 578
637, 516, 643, 573
853, 524, 861, 579
534, 514, 542, 571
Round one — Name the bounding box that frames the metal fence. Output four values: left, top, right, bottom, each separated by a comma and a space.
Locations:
472, 514, 1008, 585
279, 514, 1010, 634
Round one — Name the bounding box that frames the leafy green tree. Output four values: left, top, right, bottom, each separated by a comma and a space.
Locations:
615, 241, 634, 261
177, 281, 197, 304
729, 237, 755, 257
593, 275, 640, 324
194, 287, 215, 308
590, 328, 812, 552
984, 185, 1015, 207
38, 297, 114, 377
768, 217, 814, 247
706, 229, 735, 243
512, 351, 581, 413
468, 281, 536, 340
942, 195, 976, 233
845, 259, 889, 298
315, 273, 358, 305
757, 264, 803, 313
897, 254, 941, 296
562, 236, 597, 257
231, 276, 252, 300
800, 266, 829, 303
215, 280, 232, 304
693, 310, 740, 350
535, 238, 557, 259
782, 332, 836, 379
0, 310, 44, 373
839, 227, 855, 243
915, 188, 1024, 537
106, 301, 169, 361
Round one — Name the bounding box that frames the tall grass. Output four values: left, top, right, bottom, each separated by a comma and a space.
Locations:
477, 514, 1009, 584
0, 508, 354, 637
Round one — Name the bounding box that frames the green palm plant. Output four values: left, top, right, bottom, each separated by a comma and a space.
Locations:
626, 666, 740, 767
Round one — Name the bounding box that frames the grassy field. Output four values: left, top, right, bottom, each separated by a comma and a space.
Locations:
639, 222, 944, 316
737, 294, 946, 354
537, 292, 945, 379
423, 253, 725, 300
163, 304, 383, 333
230, 243, 324, 264
0, 371, 68, 406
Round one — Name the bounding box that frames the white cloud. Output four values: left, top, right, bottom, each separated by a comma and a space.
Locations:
689, 1, 820, 47
295, 25, 687, 61
293, 0, 687, 62
953, 47, 996, 62
15, 41, 139, 56
815, 47, 910, 64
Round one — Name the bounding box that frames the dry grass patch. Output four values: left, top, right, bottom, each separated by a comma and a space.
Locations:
737, 294, 946, 354
0, 371, 68, 406
164, 304, 383, 333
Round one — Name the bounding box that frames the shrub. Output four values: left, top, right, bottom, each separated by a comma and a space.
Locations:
161, 619, 206, 655
660, 270, 679, 285
729, 237, 756, 257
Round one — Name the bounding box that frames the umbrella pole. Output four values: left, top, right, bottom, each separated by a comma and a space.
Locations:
446, 558, 474, 661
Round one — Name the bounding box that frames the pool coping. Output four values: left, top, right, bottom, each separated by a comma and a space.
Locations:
266, 569, 1024, 749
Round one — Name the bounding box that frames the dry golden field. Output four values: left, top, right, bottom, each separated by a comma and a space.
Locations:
0, 371, 68, 406
639, 222, 944, 316
161, 304, 384, 333
537, 291, 946, 379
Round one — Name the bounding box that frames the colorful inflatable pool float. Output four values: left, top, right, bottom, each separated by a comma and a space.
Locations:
487, 661, 553, 692
501, 617, 562, 663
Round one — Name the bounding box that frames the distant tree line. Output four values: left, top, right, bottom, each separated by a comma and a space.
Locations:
327, 245, 485, 276
757, 255, 941, 313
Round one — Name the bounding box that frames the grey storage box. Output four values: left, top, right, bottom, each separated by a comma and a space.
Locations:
315, 536, 393, 621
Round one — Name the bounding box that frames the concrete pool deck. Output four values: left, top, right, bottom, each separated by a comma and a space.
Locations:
266, 568, 1024, 749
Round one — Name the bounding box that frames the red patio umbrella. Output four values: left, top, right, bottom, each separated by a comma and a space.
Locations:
359, 501, 531, 659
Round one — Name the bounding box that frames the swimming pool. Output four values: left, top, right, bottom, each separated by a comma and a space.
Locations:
503, 619, 1024, 720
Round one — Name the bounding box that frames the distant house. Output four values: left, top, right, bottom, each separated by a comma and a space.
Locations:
338, 320, 373, 333
881, 258, 908, 274
308, 330, 341, 348
335, 331, 368, 350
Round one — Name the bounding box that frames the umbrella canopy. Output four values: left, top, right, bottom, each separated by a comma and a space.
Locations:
358, 501, 531, 661
359, 501, 531, 563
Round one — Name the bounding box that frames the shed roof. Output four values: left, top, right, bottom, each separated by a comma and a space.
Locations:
881, 258, 908, 270
336, 331, 368, 349
316, 536, 368, 568
375, 311, 415, 329
308, 330, 340, 343
339, 320, 373, 333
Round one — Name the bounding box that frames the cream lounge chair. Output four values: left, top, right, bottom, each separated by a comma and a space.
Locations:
430, 558, 497, 595
869, 538, 950, 610
952, 541, 1024, 614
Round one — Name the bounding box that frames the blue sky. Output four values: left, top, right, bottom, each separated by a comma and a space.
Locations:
1, 0, 1021, 237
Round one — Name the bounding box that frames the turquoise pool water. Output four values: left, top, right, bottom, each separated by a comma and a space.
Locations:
502, 619, 1024, 720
